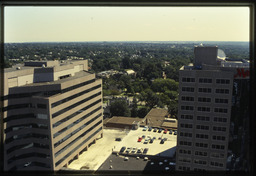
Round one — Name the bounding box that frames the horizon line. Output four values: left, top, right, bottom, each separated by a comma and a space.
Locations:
5, 40, 250, 44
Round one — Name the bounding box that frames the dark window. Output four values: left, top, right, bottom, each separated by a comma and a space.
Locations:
37, 104, 47, 109
181, 96, 194, 101
198, 97, 211, 102
198, 88, 211, 93
52, 92, 101, 118
197, 116, 210, 121
53, 99, 101, 128
51, 84, 101, 108
216, 79, 230, 84
213, 117, 227, 123
55, 120, 102, 157
214, 108, 228, 113
199, 78, 212, 83
182, 87, 195, 92
213, 126, 226, 132
181, 106, 194, 111
196, 125, 209, 130
215, 98, 228, 104
54, 113, 102, 148
195, 142, 208, 148
180, 123, 193, 129
196, 134, 209, 139
180, 132, 192, 137
182, 77, 195, 82
53, 106, 101, 138
180, 115, 193, 120
216, 89, 229, 94
197, 107, 210, 112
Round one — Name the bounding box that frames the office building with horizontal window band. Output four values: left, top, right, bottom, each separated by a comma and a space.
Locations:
2, 60, 103, 171
176, 46, 249, 171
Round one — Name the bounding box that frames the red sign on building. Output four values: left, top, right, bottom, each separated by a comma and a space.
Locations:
234, 68, 250, 78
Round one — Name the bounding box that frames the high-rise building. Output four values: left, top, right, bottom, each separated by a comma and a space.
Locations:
2, 60, 103, 171
176, 45, 249, 171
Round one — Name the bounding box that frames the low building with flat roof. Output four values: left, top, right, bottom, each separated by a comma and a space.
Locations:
104, 116, 141, 130
140, 108, 178, 130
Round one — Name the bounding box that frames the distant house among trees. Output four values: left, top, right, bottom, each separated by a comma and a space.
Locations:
124, 69, 136, 77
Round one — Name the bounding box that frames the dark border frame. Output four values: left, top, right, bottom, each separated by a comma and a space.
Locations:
0, 1, 255, 176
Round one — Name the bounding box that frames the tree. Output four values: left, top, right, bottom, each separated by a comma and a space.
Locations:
131, 96, 138, 117
137, 107, 150, 118
151, 78, 178, 93
110, 100, 131, 117
139, 89, 159, 108
168, 100, 178, 119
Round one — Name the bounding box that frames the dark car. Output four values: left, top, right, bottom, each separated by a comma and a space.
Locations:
120, 146, 126, 153
169, 130, 173, 134
174, 130, 177, 135
158, 128, 163, 133
149, 139, 154, 143
148, 127, 152, 131
160, 139, 165, 144
153, 128, 158, 132
115, 137, 122, 141
143, 148, 149, 154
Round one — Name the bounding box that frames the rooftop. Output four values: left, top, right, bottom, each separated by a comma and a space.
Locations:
140, 108, 178, 129
105, 116, 142, 126
21, 70, 92, 87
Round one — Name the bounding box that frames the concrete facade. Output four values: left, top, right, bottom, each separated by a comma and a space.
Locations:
176, 46, 249, 171
2, 60, 103, 171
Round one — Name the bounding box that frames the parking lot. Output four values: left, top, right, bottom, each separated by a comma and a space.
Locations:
67, 127, 177, 171
113, 127, 177, 157
68, 128, 128, 170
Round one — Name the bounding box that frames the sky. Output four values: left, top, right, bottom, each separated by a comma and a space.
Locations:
4, 6, 250, 43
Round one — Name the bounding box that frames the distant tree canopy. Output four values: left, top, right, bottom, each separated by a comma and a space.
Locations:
109, 100, 131, 117
4, 42, 249, 119
151, 78, 178, 93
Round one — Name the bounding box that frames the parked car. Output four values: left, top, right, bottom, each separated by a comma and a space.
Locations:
120, 146, 126, 153
131, 147, 137, 153
169, 130, 173, 134
158, 128, 163, 133
126, 147, 131, 153
143, 126, 148, 131
143, 148, 149, 154
137, 148, 143, 154
148, 127, 152, 131
160, 139, 165, 144
138, 137, 142, 142
164, 129, 168, 134
174, 130, 177, 135
115, 137, 122, 141
149, 139, 154, 143
153, 128, 158, 132
142, 135, 146, 139
144, 139, 149, 144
